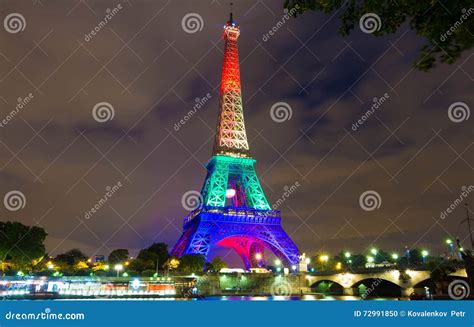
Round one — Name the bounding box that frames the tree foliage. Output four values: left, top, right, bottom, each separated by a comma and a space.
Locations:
54, 249, 89, 275
132, 243, 170, 272
178, 254, 205, 273
206, 256, 228, 272
54, 249, 88, 266
0, 221, 47, 267
108, 248, 129, 264
284, 0, 474, 70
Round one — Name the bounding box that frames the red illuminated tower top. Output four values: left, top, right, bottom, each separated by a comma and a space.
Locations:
212, 11, 250, 158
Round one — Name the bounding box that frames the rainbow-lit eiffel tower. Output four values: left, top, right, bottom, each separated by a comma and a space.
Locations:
171, 12, 299, 269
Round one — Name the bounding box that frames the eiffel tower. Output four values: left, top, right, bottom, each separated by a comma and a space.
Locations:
171, 12, 299, 269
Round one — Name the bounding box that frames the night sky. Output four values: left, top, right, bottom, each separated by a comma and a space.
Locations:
0, 0, 472, 266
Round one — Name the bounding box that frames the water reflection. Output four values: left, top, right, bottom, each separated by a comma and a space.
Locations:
193, 295, 397, 301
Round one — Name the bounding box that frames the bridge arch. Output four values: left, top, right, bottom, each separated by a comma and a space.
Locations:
352, 278, 402, 298
413, 275, 470, 291
310, 280, 344, 295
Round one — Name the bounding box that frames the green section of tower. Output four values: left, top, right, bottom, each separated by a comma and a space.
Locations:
201, 155, 270, 210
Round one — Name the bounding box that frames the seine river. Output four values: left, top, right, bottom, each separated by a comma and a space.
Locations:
51, 295, 399, 301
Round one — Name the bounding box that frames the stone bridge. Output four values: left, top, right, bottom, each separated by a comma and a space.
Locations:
304, 268, 468, 297
194, 268, 468, 297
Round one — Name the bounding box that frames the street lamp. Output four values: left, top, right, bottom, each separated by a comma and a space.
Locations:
405, 246, 411, 266
254, 253, 263, 268
114, 264, 123, 277
446, 239, 454, 257
391, 253, 399, 261
366, 256, 374, 263
274, 259, 281, 266
319, 255, 329, 270
344, 252, 352, 269
370, 248, 377, 255
421, 250, 428, 263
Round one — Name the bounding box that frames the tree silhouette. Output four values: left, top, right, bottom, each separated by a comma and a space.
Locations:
285, 0, 474, 71
0, 221, 47, 268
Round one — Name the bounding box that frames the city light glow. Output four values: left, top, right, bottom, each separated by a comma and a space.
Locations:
225, 188, 236, 198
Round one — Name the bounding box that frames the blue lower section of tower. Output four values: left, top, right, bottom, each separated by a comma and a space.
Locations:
171, 206, 300, 269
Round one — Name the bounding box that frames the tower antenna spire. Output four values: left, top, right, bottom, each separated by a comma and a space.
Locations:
229, 2, 233, 24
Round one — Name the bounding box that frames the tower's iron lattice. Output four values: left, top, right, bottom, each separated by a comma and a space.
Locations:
171, 13, 299, 269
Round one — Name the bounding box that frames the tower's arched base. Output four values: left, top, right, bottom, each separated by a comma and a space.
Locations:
171, 207, 299, 270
